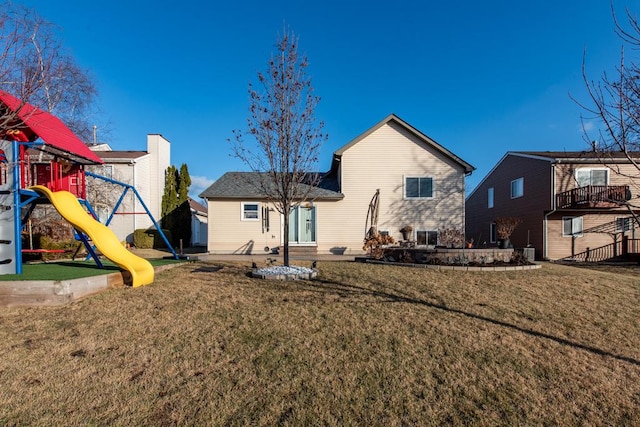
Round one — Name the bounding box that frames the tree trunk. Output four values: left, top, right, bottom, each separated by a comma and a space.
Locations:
283, 208, 290, 267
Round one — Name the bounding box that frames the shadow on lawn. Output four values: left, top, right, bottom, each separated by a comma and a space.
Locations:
54, 262, 121, 271
308, 277, 640, 367
193, 265, 223, 273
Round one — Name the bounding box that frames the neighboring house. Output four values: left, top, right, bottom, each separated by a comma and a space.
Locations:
86, 134, 170, 243
200, 114, 475, 255
190, 198, 208, 246
465, 151, 639, 261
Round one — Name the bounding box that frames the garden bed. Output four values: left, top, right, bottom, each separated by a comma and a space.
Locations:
358, 247, 539, 271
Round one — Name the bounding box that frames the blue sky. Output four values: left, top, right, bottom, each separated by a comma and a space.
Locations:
18, 0, 634, 199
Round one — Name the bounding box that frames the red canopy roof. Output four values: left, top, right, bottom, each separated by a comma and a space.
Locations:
0, 90, 102, 165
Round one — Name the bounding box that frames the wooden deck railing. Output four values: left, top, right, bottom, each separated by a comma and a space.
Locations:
560, 238, 640, 262
556, 185, 630, 209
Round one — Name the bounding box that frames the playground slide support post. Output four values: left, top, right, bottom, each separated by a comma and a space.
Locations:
107, 187, 130, 227
84, 171, 177, 259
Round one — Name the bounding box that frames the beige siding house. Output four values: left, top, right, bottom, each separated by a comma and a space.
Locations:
200, 114, 475, 255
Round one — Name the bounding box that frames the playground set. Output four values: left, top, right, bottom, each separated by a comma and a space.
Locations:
0, 90, 176, 287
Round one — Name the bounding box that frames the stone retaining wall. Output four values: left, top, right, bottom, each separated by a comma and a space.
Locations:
361, 258, 541, 271
381, 247, 516, 265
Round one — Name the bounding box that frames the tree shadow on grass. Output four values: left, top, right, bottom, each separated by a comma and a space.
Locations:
306, 277, 640, 367
193, 265, 223, 274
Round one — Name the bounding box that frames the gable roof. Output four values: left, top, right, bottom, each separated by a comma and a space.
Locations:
0, 90, 103, 165
330, 113, 475, 175
466, 150, 640, 200
199, 172, 344, 200
189, 197, 208, 214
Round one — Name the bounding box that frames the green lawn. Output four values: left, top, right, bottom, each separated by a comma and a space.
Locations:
0, 258, 183, 281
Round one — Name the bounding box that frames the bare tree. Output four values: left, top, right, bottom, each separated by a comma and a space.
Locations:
0, 1, 98, 142
231, 29, 327, 266
575, 2, 640, 223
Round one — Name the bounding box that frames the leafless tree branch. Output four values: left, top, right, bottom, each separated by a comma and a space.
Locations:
230, 28, 327, 265
575, 1, 640, 215
0, 1, 98, 143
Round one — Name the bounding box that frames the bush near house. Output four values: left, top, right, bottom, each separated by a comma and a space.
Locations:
495, 217, 522, 240
363, 233, 396, 259
21, 215, 81, 261
438, 228, 465, 248
133, 229, 172, 249
20, 234, 81, 261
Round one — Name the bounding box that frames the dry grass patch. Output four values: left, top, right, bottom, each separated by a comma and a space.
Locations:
0, 261, 639, 425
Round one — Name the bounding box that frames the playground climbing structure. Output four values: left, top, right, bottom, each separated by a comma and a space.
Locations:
0, 89, 175, 282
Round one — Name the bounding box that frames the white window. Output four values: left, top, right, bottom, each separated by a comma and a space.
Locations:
416, 230, 438, 246
490, 223, 496, 243
405, 176, 434, 199
488, 187, 494, 208
511, 177, 524, 199
576, 169, 607, 187
241, 202, 259, 221
563, 216, 583, 237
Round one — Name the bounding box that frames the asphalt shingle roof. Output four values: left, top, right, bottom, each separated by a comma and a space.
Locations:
189, 198, 208, 213
513, 150, 640, 160
199, 172, 343, 200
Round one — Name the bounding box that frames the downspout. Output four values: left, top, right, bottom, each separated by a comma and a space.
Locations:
543, 163, 557, 260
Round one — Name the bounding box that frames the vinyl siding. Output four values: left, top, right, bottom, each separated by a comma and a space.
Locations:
204, 121, 469, 255
85, 137, 168, 243
555, 162, 639, 194
546, 212, 626, 260
466, 154, 552, 258
147, 135, 170, 222
547, 161, 640, 259
318, 121, 466, 253
467, 154, 640, 261
105, 161, 147, 242
132, 156, 153, 231
92, 162, 135, 242
191, 211, 208, 246
206, 200, 282, 254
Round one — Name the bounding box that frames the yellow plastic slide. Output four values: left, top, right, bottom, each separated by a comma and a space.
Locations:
29, 185, 154, 287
